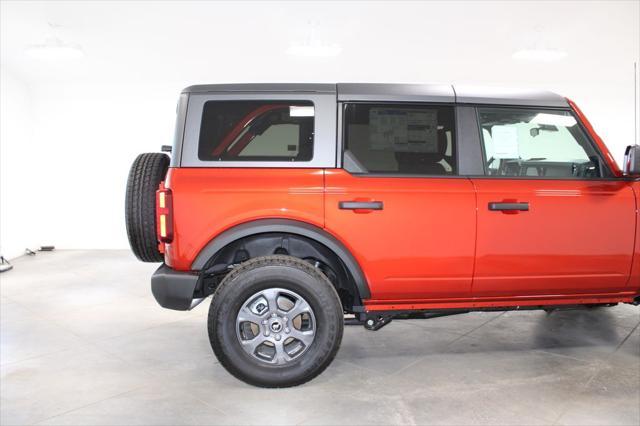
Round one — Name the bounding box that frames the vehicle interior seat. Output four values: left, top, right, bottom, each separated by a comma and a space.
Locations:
395, 131, 449, 174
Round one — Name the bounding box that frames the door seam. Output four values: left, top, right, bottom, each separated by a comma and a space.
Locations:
626, 183, 638, 286
322, 169, 327, 228
468, 177, 479, 295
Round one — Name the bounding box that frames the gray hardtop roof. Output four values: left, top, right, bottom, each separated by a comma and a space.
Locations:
182, 83, 568, 107
182, 83, 336, 94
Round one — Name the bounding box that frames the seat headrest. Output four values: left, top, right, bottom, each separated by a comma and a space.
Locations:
436, 130, 448, 156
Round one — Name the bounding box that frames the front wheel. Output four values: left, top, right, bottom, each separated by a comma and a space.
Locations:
208, 255, 344, 387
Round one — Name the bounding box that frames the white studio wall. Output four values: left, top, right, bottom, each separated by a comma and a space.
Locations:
1, 0, 639, 258
0, 66, 37, 260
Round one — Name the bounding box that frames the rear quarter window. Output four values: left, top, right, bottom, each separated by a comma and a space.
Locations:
198, 100, 315, 162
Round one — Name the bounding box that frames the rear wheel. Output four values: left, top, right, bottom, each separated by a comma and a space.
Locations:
208, 255, 344, 387
125, 152, 170, 262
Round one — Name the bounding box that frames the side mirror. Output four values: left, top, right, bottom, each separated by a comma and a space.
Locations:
623, 145, 640, 176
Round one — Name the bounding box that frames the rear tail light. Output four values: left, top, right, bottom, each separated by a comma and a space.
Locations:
156, 184, 174, 243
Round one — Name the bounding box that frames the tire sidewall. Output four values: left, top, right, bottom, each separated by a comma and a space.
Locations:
125, 153, 169, 262
209, 260, 343, 387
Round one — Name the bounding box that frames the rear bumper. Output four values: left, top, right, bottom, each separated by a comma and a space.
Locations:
151, 264, 201, 310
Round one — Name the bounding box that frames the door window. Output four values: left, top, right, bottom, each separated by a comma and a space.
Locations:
477, 107, 607, 178
343, 104, 457, 175
198, 101, 314, 161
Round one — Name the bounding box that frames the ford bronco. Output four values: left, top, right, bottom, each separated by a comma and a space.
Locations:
125, 83, 640, 387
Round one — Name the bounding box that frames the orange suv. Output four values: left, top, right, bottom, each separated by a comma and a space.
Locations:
126, 83, 640, 387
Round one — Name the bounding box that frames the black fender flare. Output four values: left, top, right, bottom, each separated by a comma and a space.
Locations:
191, 219, 370, 300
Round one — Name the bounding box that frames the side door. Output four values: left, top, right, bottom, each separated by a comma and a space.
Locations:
471, 106, 636, 298
324, 102, 477, 305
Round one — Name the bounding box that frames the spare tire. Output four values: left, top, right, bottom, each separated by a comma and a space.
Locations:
125, 153, 170, 262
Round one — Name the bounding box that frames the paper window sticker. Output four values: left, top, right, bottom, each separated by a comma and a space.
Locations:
369, 108, 440, 153
369, 108, 408, 150
406, 110, 438, 153
491, 125, 519, 158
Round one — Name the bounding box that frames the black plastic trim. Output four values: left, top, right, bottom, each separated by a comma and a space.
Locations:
151, 264, 200, 311
455, 106, 485, 175
468, 175, 633, 181
339, 201, 383, 210
338, 172, 470, 179
488, 202, 529, 211
191, 219, 371, 299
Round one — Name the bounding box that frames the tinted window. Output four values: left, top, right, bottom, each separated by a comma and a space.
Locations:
477, 108, 607, 178
198, 101, 314, 161
343, 104, 457, 175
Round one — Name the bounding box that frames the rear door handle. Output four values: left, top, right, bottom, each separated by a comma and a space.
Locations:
339, 201, 384, 211
488, 202, 529, 211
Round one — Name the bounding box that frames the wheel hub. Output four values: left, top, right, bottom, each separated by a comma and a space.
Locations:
269, 318, 284, 333
236, 287, 316, 365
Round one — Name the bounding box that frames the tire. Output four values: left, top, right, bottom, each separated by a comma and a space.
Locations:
125, 153, 170, 262
208, 255, 344, 387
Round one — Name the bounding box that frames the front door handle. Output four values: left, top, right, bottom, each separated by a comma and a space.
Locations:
488, 202, 529, 212
339, 201, 384, 211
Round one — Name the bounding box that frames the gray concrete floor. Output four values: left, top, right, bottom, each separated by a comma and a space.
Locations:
1, 250, 639, 426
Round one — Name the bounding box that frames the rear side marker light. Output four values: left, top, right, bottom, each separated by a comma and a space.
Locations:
156, 185, 173, 243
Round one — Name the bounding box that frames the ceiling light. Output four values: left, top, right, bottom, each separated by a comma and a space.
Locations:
286, 42, 342, 57
530, 113, 577, 127
25, 36, 84, 60
512, 48, 567, 62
